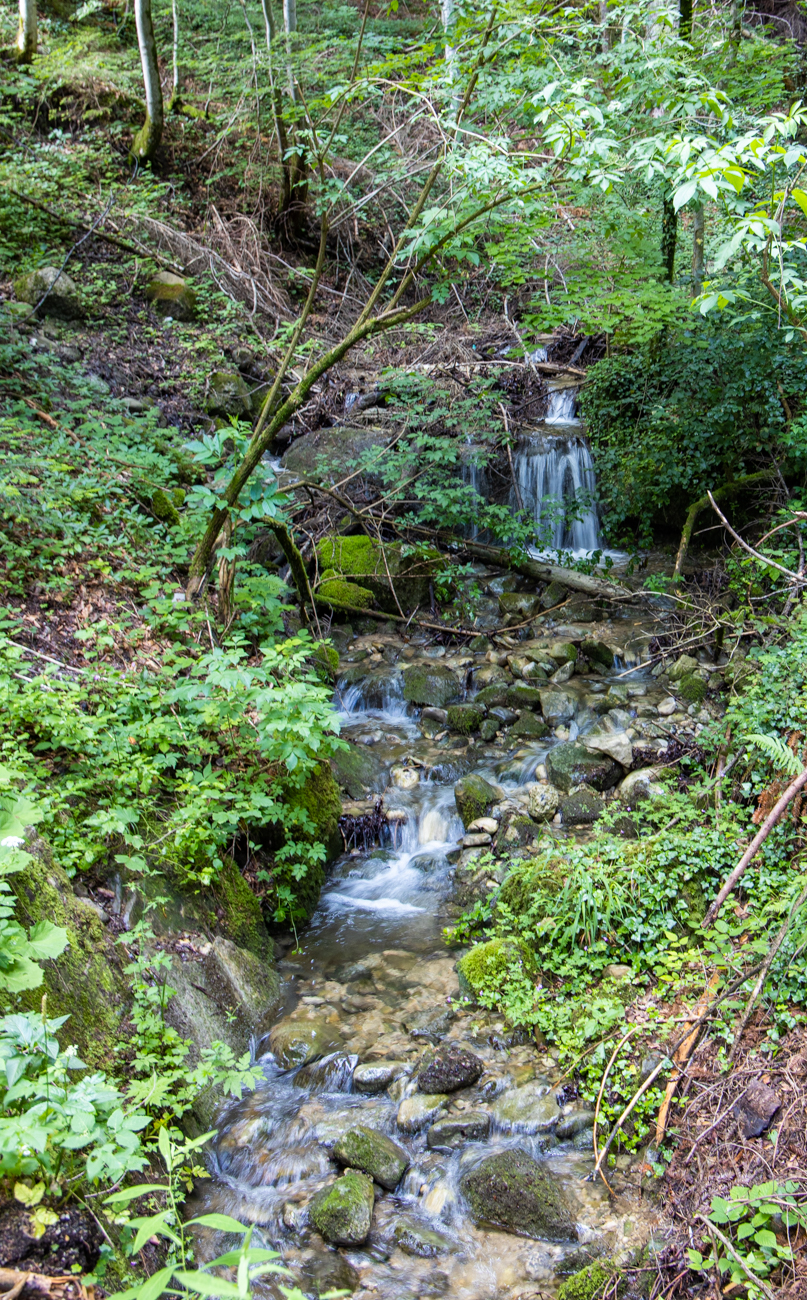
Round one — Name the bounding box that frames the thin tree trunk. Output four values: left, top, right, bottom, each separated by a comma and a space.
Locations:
277, 0, 307, 233
661, 185, 677, 284
260, 0, 293, 213
691, 201, 705, 296
16, 0, 36, 63
132, 0, 164, 164
599, 0, 610, 53
679, 0, 693, 39
167, 0, 180, 111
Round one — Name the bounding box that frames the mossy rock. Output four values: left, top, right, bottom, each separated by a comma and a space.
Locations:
14, 266, 79, 318
282, 425, 392, 485
145, 271, 197, 321
497, 860, 563, 915
453, 772, 498, 827
332, 1125, 409, 1190
447, 704, 484, 735
460, 1148, 576, 1241
318, 578, 375, 611
317, 534, 443, 614
212, 856, 273, 959
546, 743, 622, 793
540, 580, 568, 609
151, 488, 180, 525
508, 711, 549, 739
457, 937, 538, 999
475, 684, 510, 708
581, 639, 615, 669
505, 684, 544, 709
310, 1169, 374, 1246
678, 673, 706, 703
12, 832, 128, 1069
206, 370, 253, 420
402, 663, 460, 708
556, 1261, 618, 1300
284, 762, 343, 917
498, 592, 543, 620
309, 641, 340, 682
559, 786, 605, 826
329, 745, 387, 799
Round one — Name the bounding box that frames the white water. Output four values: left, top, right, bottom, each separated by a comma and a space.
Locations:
512, 434, 600, 553
544, 387, 578, 426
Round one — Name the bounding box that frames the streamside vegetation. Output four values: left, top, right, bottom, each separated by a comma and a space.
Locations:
2, 0, 807, 1295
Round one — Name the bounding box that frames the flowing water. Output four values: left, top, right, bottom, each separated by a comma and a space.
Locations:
192, 626, 666, 1298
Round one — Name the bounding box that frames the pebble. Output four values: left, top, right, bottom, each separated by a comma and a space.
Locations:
467, 817, 498, 834
657, 697, 676, 716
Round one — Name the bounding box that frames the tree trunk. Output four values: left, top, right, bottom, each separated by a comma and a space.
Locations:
131, 0, 164, 165
277, 0, 307, 234
661, 185, 677, 284
679, 0, 693, 39
691, 201, 705, 296
599, 0, 611, 53
454, 539, 633, 600
16, 0, 36, 63
167, 0, 180, 111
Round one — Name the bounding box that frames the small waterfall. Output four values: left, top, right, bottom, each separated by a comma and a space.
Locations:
544, 386, 578, 425
512, 434, 600, 553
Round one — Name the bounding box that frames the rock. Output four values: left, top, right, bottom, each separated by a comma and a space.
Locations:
506, 684, 544, 709
489, 706, 518, 726
283, 424, 392, 484
352, 1061, 408, 1093
492, 1081, 560, 1132
427, 1110, 491, 1148
556, 1110, 597, 1139
509, 711, 549, 739
546, 743, 622, 793
462, 832, 491, 847
393, 1216, 455, 1258
679, 673, 707, 703
454, 773, 499, 828
539, 687, 577, 727
418, 1045, 484, 1093
397, 1093, 449, 1134
330, 746, 387, 799
405, 1006, 456, 1041
206, 370, 253, 420
582, 731, 633, 768
581, 639, 615, 669
669, 654, 700, 681
495, 808, 538, 847
422, 706, 448, 726
14, 266, 79, 318
526, 784, 560, 821
460, 1149, 577, 1241
391, 766, 419, 790
657, 697, 676, 716
540, 580, 568, 608
145, 271, 197, 320
472, 664, 511, 690
317, 535, 443, 613
546, 641, 577, 664
734, 1080, 781, 1138
550, 660, 575, 684
499, 592, 543, 620
478, 717, 499, 741
447, 704, 484, 735
559, 787, 605, 825
310, 1169, 374, 1245
468, 817, 498, 834
268, 1016, 343, 1070
604, 964, 632, 980
617, 768, 662, 805
402, 663, 460, 708
298, 1252, 360, 1296
457, 937, 538, 999
333, 1125, 409, 1189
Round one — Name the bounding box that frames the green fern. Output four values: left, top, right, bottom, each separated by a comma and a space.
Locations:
747, 734, 803, 777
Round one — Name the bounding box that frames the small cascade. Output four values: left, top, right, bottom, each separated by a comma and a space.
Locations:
544, 385, 578, 425
336, 667, 406, 718
512, 434, 600, 552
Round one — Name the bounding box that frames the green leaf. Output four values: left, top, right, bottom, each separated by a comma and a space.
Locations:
173, 1271, 240, 1298
187, 1214, 249, 1234
754, 1229, 778, 1249
27, 921, 69, 960
104, 1184, 170, 1205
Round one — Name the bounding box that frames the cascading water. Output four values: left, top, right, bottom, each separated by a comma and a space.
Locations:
512, 383, 602, 554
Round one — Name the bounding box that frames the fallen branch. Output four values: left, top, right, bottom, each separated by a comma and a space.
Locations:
444, 538, 633, 601
728, 877, 807, 1060
656, 970, 721, 1145
671, 472, 777, 582
694, 1215, 777, 1300
5, 187, 184, 274
703, 766, 807, 927
707, 489, 804, 583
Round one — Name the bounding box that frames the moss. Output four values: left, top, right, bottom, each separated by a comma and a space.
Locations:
152, 488, 180, 524
498, 859, 563, 915
318, 578, 374, 610
284, 762, 343, 917
556, 1261, 618, 1300
457, 937, 538, 998
317, 534, 444, 613
212, 856, 273, 959
309, 641, 340, 683
678, 673, 706, 703
318, 534, 383, 576
446, 704, 484, 734
508, 711, 549, 739
11, 833, 128, 1069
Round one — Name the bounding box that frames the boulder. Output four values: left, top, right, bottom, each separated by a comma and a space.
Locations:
447, 704, 484, 735
454, 773, 498, 828
617, 767, 663, 805
268, 1016, 343, 1069
546, 641, 577, 664
509, 711, 549, 739
582, 731, 633, 769
668, 654, 700, 681
472, 664, 511, 690
403, 663, 460, 708
418, 1045, 484, 1093
206, 370, 253, 420
526, 784, 560, 821
506, 684, 544, 710
329, 746, 387, 799
492, 1081, 560, 1133
397, 1093, 449, 1134
14, 266, 79, 318
333, 1125, 409, 1189
310, 1169, 374, 1245
457, 937, 538, 999
145, 271, 196, 320
393, 1216, 455, 1258
559, 787, 605, 826
352, 1060, 408, 1094
317, 535, 442, 613
460, 1149, 577, 1241
546, 742, 622, 793
499, 592, 543, 620
282, 424, 392, 484
550, 660, 575, 684
478, 717, 499, 741
581, 639, 615, 669
427, 1111, 491, 1149
539, 687, 577, 728
540, 580, 568, 609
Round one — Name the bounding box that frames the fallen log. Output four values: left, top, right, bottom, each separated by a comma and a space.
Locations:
451, 538, 634, 601
672, 470, 777, 582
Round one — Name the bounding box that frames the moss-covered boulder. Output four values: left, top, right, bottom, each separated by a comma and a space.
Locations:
508, 711, 549, 739
403, 662, 460, 708
678, 673, 706, 703
453, 773, 498, 827
460, 1148, 577, 1241
456, 937, 538, 1000
145, 271, 197, 321
506, 684, 544, 710
14, 266, 79, 318
581, 639, 615, 670
317, 535, 443, 614
329, 745, 387, 799
333, 1125, 409, 1189
12, 833, 127, 1069
206, 370, 253, 420
475, 684, 510, 708
447, 703, 484, 735
556, 1261, 617, 1300
282, 425, 392, 484
546, 743, 622, 793
310, 1169, 374, 1246
152, 488, 181, 525
318, 577, 375, 611
559, 787, 605, 825
268, 1015, 343, 1069
499, 592, 543, 620
283, 762, 343, 917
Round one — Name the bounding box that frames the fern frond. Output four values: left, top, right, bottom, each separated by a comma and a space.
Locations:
746, 733, 803, 777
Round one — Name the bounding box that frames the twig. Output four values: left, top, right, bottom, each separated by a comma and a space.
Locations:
703, 766, 807, 927
656, 970, 721, 1145
707, 490, 804, 582
592, 1027, 640, 1192
694, 1215, 777, 1300
728, 878, 807, 1060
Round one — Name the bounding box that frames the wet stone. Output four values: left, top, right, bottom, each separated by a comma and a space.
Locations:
426, 1110, 491, 1149
734, 1080, 781, 1138
352, 1060, 408, 1094
397, 1093, 449, 1134
269, 1017, 343, 1070
460, 1148, 577, 1241
404, 1006, 456, 1041
393, 1215, 455, 1258
310, 1169, 375, 1246
492, 1080, 561, 1132
418, 1045, 484, 1093
556, 1109, 597, 1139
333, 1125, 409, 1190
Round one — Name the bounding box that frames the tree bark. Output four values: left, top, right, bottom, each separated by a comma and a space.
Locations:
679, 0, 693, 39
661, 185, 677, 284
453, 538, 633, 600
672, 471, 777, 582
16, 0, 36, 62
131, 0, 164, 165
691, 200, 705, 296
167, 0, 180, 111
